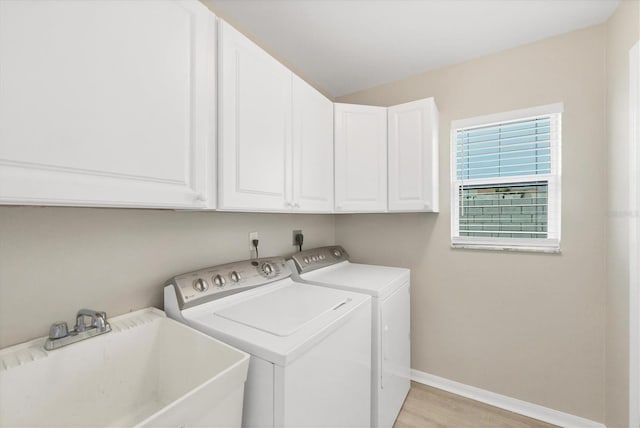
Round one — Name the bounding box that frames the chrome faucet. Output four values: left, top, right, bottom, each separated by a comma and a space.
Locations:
44, 309, 112, 351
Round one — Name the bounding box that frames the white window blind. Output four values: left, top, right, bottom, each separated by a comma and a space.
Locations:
451, 103, 562, 251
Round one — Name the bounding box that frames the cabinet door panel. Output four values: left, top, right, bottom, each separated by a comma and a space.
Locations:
334, 104, 387, 212
218, 20, 292, 211
235, 53, 287, 195
292, 76, 334, 212
388, 98, 439, 212
0, 0, 216, 208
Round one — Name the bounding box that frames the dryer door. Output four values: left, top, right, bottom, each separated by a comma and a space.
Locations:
380, 282, 411, 428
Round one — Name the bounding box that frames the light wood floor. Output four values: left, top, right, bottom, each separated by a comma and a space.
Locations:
393, 382, 558, 428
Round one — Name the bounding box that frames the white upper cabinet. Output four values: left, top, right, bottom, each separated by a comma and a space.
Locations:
218, 22, 333, 213
218, 20, 293, 211
388, 98, 439, 212
0, 0, 216, 209
292, 76, 334, 212
334, 104, 388, 212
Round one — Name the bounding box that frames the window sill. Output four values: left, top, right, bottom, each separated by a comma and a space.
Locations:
451, 243, 561, 254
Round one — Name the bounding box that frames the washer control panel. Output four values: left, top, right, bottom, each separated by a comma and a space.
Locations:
166, 257, 290, 309
289, 245, 349, 274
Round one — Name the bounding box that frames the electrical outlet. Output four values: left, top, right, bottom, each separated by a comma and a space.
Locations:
249, 231, 259, 251
292, 229, 302, 246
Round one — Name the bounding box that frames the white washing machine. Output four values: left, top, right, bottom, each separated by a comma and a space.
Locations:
164, 256, 372, 428
287, 246, 410, 428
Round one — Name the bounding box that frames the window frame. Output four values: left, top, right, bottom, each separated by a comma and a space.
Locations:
450, 103, 563, 253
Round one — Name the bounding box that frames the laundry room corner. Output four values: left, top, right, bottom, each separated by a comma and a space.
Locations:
335, 23, 608, 423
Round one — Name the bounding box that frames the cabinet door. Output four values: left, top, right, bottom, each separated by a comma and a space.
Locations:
292, 76, 334, 212
388, 98, 439, 212
334, 104, 387, 212
218, 20, 292, 212
0, 0, 216, 209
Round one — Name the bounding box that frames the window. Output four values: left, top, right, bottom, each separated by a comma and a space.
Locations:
451, 103, 562, 252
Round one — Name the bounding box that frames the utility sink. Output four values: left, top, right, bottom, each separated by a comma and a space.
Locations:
0, 308, 250, 427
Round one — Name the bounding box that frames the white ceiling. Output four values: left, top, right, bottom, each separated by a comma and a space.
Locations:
209, 0, 620, 98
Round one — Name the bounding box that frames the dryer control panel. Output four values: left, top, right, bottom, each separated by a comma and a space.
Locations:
289, 246, 350, 274
166, 257, 291, 309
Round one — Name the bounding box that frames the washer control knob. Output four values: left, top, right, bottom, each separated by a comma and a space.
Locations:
332, 248, 342, 258
261, 262, 274, 276
212, 274, 226, 287
193, 278, 208, 292
319, 254, 326, 260
230, 271, 241, 283
303, 257, 310, 264
311, 255, 318, 262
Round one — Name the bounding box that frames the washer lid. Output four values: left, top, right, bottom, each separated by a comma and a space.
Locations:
214, 284, 351, 337
298, 261, 409, 298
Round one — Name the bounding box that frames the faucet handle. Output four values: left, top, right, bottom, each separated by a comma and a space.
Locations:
49, 322, 68, 339
93, 311, 109, 331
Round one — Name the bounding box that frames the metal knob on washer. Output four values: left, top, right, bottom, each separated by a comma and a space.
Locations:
262, 263, 274, 275
230, 271, 241, 283
213, 274, 226, 287
193, 278, 208, 292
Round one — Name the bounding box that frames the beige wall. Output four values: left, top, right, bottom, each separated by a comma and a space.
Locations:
336, 26, 608, 421
606, 1, 640, 427
0, 207, 335, 348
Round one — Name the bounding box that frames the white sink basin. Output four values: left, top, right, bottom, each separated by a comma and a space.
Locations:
0, 308, 250, 427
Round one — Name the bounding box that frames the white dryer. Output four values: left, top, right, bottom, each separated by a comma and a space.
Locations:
164, 256, 372, 428
287, 246, 410, 428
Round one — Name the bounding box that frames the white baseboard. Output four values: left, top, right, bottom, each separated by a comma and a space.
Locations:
411, 369, 606, 428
